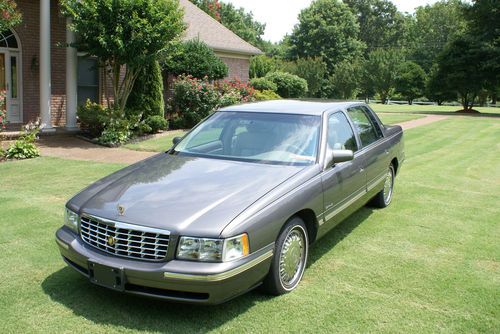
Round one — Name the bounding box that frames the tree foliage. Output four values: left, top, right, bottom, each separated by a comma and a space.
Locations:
344, 0, 408, 50
0, 0, 22, 32
437, 35, 497, 111
165, 39, 228, 80
324, 60, 362, 100
126, 60, 165, 119
288, 0, 364, 73
409, 0, 467, 71
395, 61, 426, 104
282, 57, 328, 97
362, 49, 403, 103
425, 64, 455, 105
250, 55, 278, 78
61, 0, 185, 113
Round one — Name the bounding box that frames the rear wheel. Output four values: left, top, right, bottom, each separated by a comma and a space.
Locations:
370, 164, 395, 208
263, 217, 308, 295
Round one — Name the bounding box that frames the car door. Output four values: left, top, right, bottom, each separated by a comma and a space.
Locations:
321, 111, 366, 229
346, 106, 388, 192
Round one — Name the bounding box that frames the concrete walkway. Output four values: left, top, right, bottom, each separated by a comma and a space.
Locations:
32, 114, 449, 165
37, 136, 157, 164
397, 114, 449, 130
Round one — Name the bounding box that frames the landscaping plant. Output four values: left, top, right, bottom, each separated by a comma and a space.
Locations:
61, 0, 185, 114
265, 72, 308, 98
5, 119, 41, 160
249, 77, 277, 92
0, 0, 22, 31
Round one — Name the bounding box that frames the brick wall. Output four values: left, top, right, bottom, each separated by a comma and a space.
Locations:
219, 57, 250, 82
15, 0, 67, 126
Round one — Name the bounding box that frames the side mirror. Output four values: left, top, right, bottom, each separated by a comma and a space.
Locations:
325, 149, 354, 169
172, 137, 182, 145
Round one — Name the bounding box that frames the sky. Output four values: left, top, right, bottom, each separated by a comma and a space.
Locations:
223, 0, 442, 42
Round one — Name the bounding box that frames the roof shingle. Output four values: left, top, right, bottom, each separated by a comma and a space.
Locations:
179, 0, 263, 56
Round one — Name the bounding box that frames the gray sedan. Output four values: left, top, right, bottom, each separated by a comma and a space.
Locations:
56, 100, 404, 304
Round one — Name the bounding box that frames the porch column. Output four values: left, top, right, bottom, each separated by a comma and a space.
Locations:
40, 0, 54, 132
65, 18, 78, 130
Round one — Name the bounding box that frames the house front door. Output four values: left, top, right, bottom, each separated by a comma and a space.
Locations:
0, 50, 21, 124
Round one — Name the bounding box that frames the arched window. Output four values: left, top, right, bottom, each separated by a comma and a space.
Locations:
0, 30, 19, 49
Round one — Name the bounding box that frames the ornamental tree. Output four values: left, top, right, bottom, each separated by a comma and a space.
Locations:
361, 49, 403, 103
0, 0, 22, 32
61, 0, 185, 113
395, 61, 426, 105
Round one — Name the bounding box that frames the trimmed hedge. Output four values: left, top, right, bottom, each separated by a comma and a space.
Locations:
265, 71, 308, 98
250, 77, 277, 92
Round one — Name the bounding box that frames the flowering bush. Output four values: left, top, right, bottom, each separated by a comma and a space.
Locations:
170, 75, 257, 128
170, 75, 220, 128
0, 0, 22, 32
0, 90, 6, 130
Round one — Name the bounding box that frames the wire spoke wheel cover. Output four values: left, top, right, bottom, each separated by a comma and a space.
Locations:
278, 226, 307, 290
383, 166, 395, 205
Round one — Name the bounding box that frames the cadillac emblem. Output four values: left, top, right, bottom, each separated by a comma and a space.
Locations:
107, 236, 116, 247
117, 204, 125, 216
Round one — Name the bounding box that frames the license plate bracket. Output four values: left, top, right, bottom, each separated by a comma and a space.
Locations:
88, 261, 125, 291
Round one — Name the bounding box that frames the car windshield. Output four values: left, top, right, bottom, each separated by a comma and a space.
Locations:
173, 111, 321, 166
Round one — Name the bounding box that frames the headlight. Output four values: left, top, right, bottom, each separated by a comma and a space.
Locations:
176, 233, 249, 262
64, 207, 79, 232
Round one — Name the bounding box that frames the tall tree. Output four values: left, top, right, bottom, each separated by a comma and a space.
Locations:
409, 0, 467, 71
281, 57, 328, 97
344, 0, 408, 50
62, 0, 185, 113
395, 61, 426, 104
437, 35, 496, 111
361, 49, 403, 103
288, 0, 365, 73
425, 64, 455, 105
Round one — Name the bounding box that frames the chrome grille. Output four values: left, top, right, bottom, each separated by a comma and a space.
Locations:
79, 215, 169, 261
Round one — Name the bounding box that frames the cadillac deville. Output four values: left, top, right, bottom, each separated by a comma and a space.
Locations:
56, 101, 404, 304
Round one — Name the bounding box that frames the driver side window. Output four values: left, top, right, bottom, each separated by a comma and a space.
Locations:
328, 112, 358, 152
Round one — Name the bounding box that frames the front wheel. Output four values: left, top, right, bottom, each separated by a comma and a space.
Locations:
370, 164, 395, 208
262, 217, 308, 295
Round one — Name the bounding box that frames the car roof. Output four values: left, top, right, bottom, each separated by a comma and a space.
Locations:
218, 100, 364, 116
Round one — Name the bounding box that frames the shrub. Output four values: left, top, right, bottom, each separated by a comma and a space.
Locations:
265, 72, 308, 98
165, 39, 228, 80
97, 129, 129, 146
145, 115, 168, 133
255, 90, 281, 101
250, 55, 278, 78
77, 100, 107, 138
170, 75, 220, 128
136, 122, 153, 136
126, 60, 165, 119
249, 77, 277, 92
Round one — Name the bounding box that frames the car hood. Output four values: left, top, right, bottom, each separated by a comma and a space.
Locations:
72, 154, 303, 237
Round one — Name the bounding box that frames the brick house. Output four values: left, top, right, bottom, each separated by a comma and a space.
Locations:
0, 0, 261, 131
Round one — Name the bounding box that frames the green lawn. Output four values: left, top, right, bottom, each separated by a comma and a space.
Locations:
1, 117, 499, 333
370, 103, 500, 115
124, 129, 186, 152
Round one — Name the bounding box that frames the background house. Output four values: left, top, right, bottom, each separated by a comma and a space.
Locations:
0, 0, 261, 131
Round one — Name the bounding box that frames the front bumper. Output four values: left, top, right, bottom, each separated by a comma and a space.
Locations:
55, 227, 273, 304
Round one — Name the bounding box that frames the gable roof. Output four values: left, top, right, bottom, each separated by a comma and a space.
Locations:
179, 0, 263, 57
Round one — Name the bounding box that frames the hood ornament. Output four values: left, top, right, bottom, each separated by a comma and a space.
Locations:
117, 204, 125, 216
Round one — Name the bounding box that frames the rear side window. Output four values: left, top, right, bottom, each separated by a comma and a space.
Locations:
347, 106, 383, 147
328, 112, 358, 152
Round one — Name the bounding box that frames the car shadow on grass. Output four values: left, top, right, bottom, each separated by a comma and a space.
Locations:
41, 207, 375, 332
